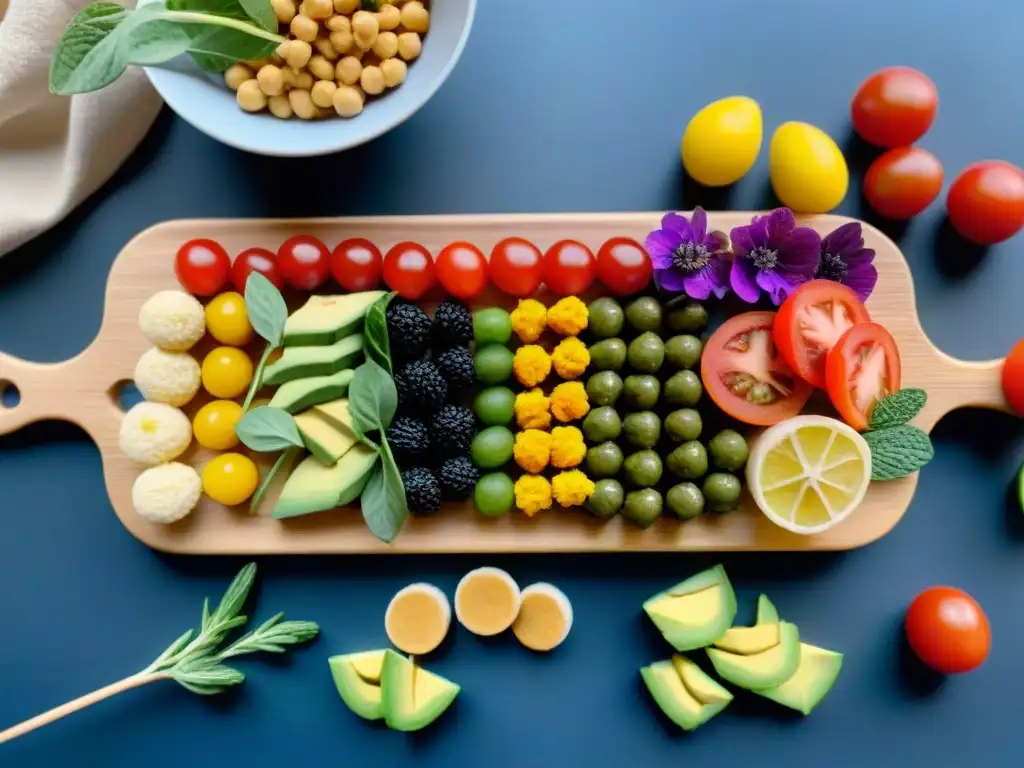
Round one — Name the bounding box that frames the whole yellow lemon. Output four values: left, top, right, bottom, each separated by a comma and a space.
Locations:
681, 96, 763, 187
769, 122, 849, 213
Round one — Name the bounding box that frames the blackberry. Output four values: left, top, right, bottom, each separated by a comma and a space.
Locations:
435, 346, 475, 397
430, 404, 476, 455
387, 301, 431, 360
386, 416, 430, 467
402, 468, 442, 515
437, 455, 479, 500
395, 359, 447, 413
432, 300, 473, 349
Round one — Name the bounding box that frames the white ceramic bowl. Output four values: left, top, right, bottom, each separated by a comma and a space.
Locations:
144, 0, 476, 157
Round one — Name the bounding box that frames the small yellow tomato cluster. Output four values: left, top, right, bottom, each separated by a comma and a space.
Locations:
550, 337, 589, 380
513, 470, 594, 517
510, 296, 590, 344
515, 388, 551, 430
550, 381, 589, 423
550, 426, 585, 469
224, 0, 430, 120
513, 344, 551, 388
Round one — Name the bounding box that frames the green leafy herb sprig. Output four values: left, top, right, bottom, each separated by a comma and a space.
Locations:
235, 405, 305, 514
50, 0, 285, 96
864, 388, 935, 481
241, 271, 289, 412
0, 564, 317, 745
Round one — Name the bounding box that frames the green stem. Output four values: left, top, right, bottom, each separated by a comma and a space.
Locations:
242, 343, 276, 413
159, 10, 286, 43
249, 447, 299, 515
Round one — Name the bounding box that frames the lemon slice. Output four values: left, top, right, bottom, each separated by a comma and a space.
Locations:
746, 415, 872, 534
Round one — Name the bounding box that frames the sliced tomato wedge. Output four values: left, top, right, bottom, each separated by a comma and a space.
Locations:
825, 322, 901, 430
702, 311, 814, 426
774, 280, 870, 389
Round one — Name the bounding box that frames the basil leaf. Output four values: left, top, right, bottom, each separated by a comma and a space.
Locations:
245, 271, 288, 346
235, 406, 304, 452
50, 3, 137, 95
180, 26, 278, 71
237, 0, 277, 31
349, 360, 398, 438
359, 442, 407, 543
864, 425, 934, 481
363, 293, 394, 373
869, 388, 927, 430
126, 20, 194, 64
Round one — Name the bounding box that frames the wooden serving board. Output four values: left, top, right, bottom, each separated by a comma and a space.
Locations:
0, 213, 1011, 554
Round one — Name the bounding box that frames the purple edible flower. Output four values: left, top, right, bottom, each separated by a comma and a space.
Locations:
815, 222, 878, 302
729, 208, 821, 305
644, 207, 732, 301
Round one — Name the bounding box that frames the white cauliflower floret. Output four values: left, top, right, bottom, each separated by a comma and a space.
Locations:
119, 402, 193, 465
132, 462, 202, 524
134, 347, 201, 407
138, 290, 206, 351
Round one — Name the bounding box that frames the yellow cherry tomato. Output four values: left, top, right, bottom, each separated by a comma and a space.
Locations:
205, 291, 254, 346
682, 96, 762, 187
769, 121, 849, 213
202, 452, 259, 506
192, 400, 243, 450
201, 346, 254, 399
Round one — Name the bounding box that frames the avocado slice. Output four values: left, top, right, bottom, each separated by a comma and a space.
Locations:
284, 292, 386, 347
381, 650, 460, 732
714, 623, 780, 655
642, 565, 737, 651
294, 408, 358, 465
750, 595, 844, 715
706, 621, 801, 690
272, 443, 377, 519
329, 649, 387, 721
263, 334, 365, 386
312, 398, 355, 433
269, 369, 354, 414
640, 654, 732, 732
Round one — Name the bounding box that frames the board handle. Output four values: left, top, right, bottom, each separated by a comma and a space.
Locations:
914, 350, 1010, 432
0, 350, 123, 445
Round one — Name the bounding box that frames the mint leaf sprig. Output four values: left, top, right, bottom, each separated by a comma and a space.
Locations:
864, 388, 935, 481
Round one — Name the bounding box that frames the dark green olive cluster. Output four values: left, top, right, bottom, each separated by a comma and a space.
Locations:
581, 296, 749, 528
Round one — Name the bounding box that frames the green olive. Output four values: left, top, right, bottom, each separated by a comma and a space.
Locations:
586, 479, 625, 519
623, 411, 661, 449
586, 371, 624, 407
703, 472, 743, 513
624, 450, 663, 488
586, 441, 624, 478
664, 370, 703, 406
622, 488, 664, 528
625, 296, 662, 332
588, 297, 625, 338
666, 301, 708, 333
708, 429, 749, 471
623, 374, 661, 409
588, 338, 628, 372
667, 440, 708, 480
627, 332, 665, 374
582, 406, 622, 443
664, 335, 703, 370
667, 482, 705, 520
664, 409, 702, 442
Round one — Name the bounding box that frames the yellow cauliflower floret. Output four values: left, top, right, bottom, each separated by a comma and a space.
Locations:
510, 299, 548, 343
550, 426, 586, 469
550, 381, 590, 423
514, 429, 552, 473
514, 344, 552, 388
515, 388, 552, 430
515, 474, 553, 517
551, 470, 596, 508
551, 336, 591, 380
546, 296, 588, 336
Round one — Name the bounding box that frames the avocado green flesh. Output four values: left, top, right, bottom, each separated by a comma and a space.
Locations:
312, 398, 355, 432
706, 621, 801, 690
329, 650, 387, 721
263, 334, 365, 386
283, 292, 385, 346
642, 565, 737, 651
269, 369, 354, 414
755, 594, 779, 625
294, 406, 358, 465
381, 650, 460, 732
641, 656, 731, 732
272, 443, 376, 519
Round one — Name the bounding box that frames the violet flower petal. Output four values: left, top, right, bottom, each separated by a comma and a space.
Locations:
730, 258, 761, 303
656, 268, 687, 292
729, 225, 757, 257
755, 269, 795, 305
780, 227, 823, 276
747, 215, 772, 248
766, 208, 796, 243
661, 212, 694, 241
842, 246, 876, 269
708, 229, 730, 252
843, 262, 879, 302
682, 271, 712, 300
689, 207, 709, 241
706, 255, 733, 299
821, 222, 863, 256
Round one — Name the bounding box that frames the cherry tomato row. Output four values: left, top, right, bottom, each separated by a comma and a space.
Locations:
175, 235, 654, 301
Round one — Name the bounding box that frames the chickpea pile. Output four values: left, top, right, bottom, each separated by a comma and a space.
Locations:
224, 0, 430, 120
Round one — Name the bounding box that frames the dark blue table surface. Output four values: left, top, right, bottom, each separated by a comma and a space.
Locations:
3, 0, 1024, 765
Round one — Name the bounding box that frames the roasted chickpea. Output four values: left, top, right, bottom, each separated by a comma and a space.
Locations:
329, 29, 354, 53
351, 10, 378, 49
284, 39, 312, 68
223, 63, 252, 91
371, 31, 398, 59
333, 0, 358, 12
290, 13, 319, 42
310, 79, 338, 108
271, 0, 296, 23
399, 0, 428, 32
376, 3, 400, 30
308, 54, 335, 80
380, 57, 406, 87
314, 36, 339, 60
256, 65, 285, 96
304, 0, 332, 18
268, 94, 294, 118
397, 31, 421, 60
292, 68, 314, 90
359, 64, 385, 95
236, 79, 267, 112
332, 84, 364, 117
326, 14, 351, 32
335, 55, 363, 85
289, 88, 319, 120
346, 45, 365, 60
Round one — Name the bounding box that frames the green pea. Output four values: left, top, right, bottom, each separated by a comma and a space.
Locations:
664, 370, 703, 406
623, 375, 661, 409
664, 335, 703, 370
586, 371, 624, 407
666, 441, 708, 480
582, 406, 622, 443
624, 450, 663, 488
588, 297, 625, 338
622, 489, 664, 528
586, 442, 624, 478
666, 301, 708, 333
588, 338, 628, 372
473, 308, 512, 345
587, 479, 625, 519
665, 409, 702, 442
627, 332, 665, 373
625, 296, 662, 332
474, 472, 515, 517
474, 386, 516, 426
475, 344, 514, 384
470, 426, 515, 469
708, 429, 749, 471
623, 411, 662, 449
703, 472, 742, 513
667, 482, 705, 520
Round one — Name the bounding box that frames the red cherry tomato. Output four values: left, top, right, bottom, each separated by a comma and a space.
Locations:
1000, 339, 1024, 414
863, 147, 944, 220
701, 311, 814, 426
435, 241, 488, 299
277, 235, 330, 291
851, 66, 938, 148
774, 280, 871, 389
946, 160, 1024, 245
175, 239, 230, 297
383, 242, 436, 299
543, 240, 596, 295
489, 237, 543, 297
331, 238, 383, 292
595, 237, 653, 296
231, 247, 283, 293
824, 322, 901, 431
905, 586, 990, 675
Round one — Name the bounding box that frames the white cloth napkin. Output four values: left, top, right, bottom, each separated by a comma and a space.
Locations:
0, 0, 162, 258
